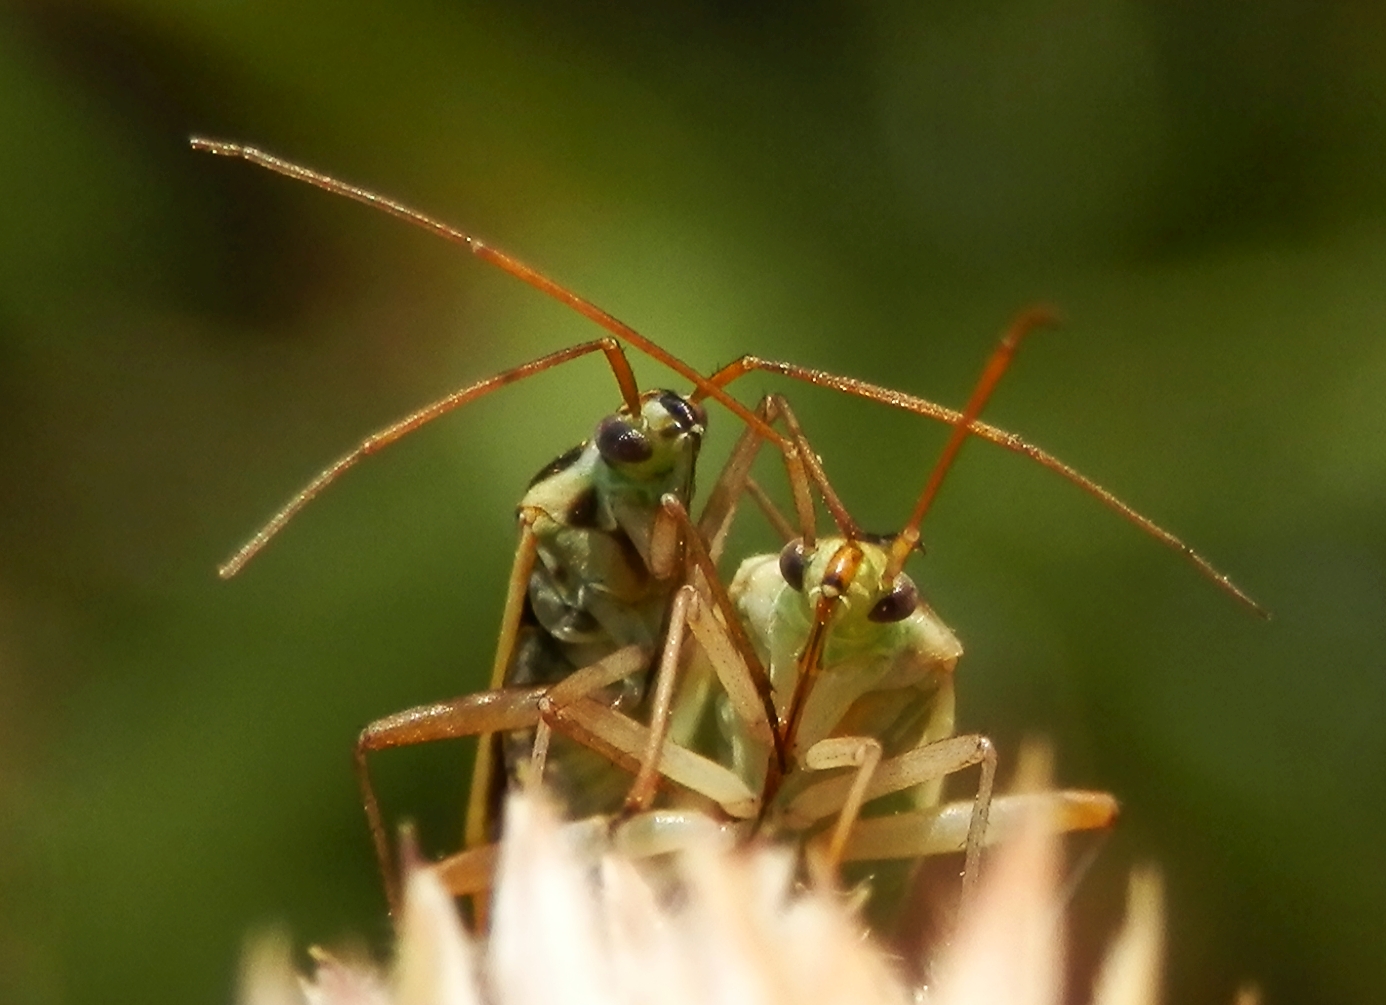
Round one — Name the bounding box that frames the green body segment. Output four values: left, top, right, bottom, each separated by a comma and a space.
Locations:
483, 389, 706, 826
684, 537, 963, 825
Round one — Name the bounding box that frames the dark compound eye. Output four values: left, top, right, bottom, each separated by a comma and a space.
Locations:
656, 390, 707, 434
778, 539, 808, 591
868, 576, 919, 623
595, 416, 653, 465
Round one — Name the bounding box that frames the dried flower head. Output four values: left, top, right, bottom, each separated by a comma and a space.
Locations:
240, 791, 1164, 1005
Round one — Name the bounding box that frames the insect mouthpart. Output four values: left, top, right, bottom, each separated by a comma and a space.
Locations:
818, 542, 864, 598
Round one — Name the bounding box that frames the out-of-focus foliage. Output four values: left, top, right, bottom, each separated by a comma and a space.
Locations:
1, 3, 1382, 1004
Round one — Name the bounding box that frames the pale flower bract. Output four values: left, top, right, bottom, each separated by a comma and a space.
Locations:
239, 792, 1165, 1005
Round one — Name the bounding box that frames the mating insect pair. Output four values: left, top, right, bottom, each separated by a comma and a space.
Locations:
199, 139, 1261, 921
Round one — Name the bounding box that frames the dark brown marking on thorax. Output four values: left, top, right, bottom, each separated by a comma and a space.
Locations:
565, 486, 601, 528
527, 442, 586, 489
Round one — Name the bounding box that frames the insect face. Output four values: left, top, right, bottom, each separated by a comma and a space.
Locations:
775, 537, 924, 639
594, 389, 706, 477
731, 536, 961, 768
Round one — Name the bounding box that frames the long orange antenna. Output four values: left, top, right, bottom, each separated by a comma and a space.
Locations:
884, 308, 1057, 579
704, 353, 1262, 615
190, 138, 786, 450
219, 340, 618, 577
193, 137, 814, 576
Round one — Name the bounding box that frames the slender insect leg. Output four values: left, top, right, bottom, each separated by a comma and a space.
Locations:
801, 736, 884, 885
635, 396, 835, 813
696, 395, 794, 559
781, 733, 997, 897
681, 587, 779, 756
610, 807, 742, 859
434, 842, 499, 898
961, 740, 997, 901
463, 512, 541, 850
678, 386, 814, 549
356, 686, 547, 915
544, 695, 759, 816
695, 392, 862, 559
838, 789, 1118, 861
661, 495, 787, 772
432, 805, 739, 902
528, 719, 554, 783
743, 478, 799, 544
518, 644, 672, 799
531, 630, 761, 817
624, 585, 697, 812
356, 644, 647, 915
532, 651, 673, 778
762, 393, 861, 538
622, 577, 779, 815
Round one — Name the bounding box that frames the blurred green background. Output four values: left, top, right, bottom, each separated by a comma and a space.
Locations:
2, 2, 1383, 1003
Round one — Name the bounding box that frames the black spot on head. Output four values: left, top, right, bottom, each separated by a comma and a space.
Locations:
656, 390, 706, 434
527, 442, 586, 489
868, 577, 920, 623
596, 416, 654, 465
862, 530, 926, 556
778, 539, 807, 591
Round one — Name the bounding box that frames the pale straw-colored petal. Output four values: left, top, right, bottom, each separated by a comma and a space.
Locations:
487, 795, 613, 1005
930, 750, 1063, 1005
308, 948, 393, 1005
1090, 868, 1164, 1005
600, 852, 696, 1005
677, 840, 910, 1005
771, 879, 911, 1005
239, 931, 309, 1005
237, 782, 1172, 1005
677, 843, 800, 1005
393, 864, 482, 1005
1231, 983, 1262, 1005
